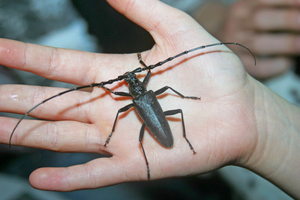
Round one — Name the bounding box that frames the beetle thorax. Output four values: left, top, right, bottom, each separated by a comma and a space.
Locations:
124, 72, 147, 98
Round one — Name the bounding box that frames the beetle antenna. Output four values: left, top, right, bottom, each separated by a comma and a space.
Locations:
143, 42, 256, 72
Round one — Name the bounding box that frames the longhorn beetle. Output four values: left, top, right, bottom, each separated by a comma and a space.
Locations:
9, 42, 255, 180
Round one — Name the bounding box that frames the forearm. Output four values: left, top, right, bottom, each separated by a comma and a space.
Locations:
246, 80, 300, 198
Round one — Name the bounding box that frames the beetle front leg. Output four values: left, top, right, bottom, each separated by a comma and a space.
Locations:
101, 85, 132, 97
137, 52, 152, 86
104, 103, 134, 147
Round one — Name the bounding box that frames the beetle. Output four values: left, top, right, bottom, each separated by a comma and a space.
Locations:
9, 42, 255, 180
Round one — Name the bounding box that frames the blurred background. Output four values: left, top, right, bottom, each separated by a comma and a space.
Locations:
0, 0, 298, 199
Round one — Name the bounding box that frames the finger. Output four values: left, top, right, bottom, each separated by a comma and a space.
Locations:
251, 34, 300, 55
240, 54, 293, 78
252, 8, 300, 31
0, 38, 136, 85
0, 84, 102, 123
256, 0, 300, 6
0, 116, 106, 152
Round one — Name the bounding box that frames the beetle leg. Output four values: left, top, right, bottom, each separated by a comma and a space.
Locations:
101, 85, 132, 97
137, 52, 152, 86
104, 103, 134, 146
139, 123, 150, 181
155, 86, 201, 100
164, 109, 196, 154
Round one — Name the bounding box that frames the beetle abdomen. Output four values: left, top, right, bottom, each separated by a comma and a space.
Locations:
133, 90, 173, 148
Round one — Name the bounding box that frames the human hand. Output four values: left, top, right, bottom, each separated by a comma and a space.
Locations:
0, 0, 299, 198
221, 0, 300, 78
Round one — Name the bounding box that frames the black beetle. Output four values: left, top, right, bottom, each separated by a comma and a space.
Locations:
9, 42, 255, 180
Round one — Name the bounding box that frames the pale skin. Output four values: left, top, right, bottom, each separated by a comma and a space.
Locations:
0, 0, 299, 198
195, 0, 300, 79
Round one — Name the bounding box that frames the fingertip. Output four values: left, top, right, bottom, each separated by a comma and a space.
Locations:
0, 38, 26, 69
107, 0, 175, 32
29, 168, 67, 191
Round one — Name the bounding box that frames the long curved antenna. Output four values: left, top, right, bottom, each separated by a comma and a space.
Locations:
9, 42, 256, 147
143, 42, 256, 72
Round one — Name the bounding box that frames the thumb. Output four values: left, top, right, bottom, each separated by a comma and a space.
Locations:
106, 0, 214, 49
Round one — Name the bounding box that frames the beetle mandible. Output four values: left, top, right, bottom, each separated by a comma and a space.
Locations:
9, 42, 256, 180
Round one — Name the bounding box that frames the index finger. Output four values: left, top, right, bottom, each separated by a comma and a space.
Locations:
0, 38, 136, 85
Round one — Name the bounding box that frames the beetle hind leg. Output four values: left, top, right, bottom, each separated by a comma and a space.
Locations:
164, 109, 196, 154
139, 123, 150, 181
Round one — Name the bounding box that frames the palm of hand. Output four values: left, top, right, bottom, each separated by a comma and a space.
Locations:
102, 44, 256, 179
28, 39, 257, 190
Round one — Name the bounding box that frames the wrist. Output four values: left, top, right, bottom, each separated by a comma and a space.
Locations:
242, 80, 300, 198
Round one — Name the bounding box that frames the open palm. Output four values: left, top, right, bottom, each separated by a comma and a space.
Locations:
0, 0, 259, 191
